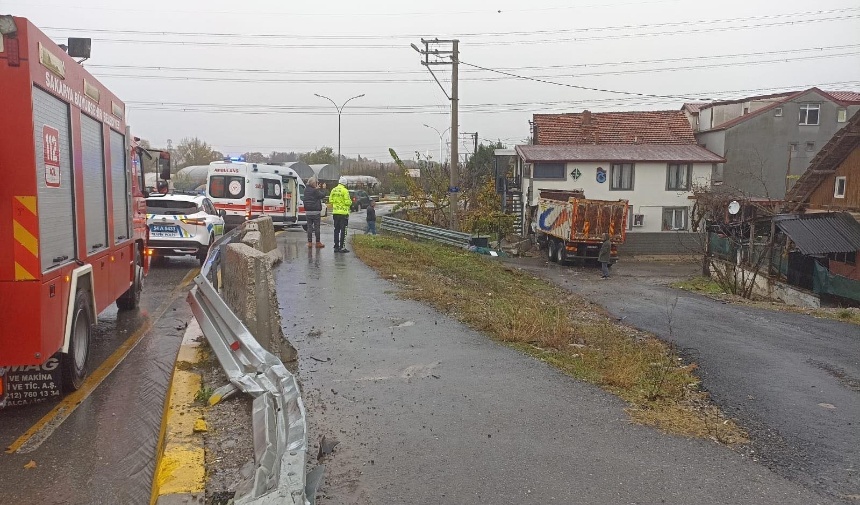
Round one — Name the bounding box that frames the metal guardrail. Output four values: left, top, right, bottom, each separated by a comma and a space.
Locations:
381, 216, 473, 248
187, 224, 309, 505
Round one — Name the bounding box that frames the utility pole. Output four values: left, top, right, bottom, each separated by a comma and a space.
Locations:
412, 38, 460, 231
451, 39, 459, 231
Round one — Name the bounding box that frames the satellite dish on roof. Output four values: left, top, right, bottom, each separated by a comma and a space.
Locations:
728, 200, 741, 215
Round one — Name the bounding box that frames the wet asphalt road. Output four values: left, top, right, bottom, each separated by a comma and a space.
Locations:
274, 228, 831, 505
511, 257, 860, 502
0, 257, 196, 505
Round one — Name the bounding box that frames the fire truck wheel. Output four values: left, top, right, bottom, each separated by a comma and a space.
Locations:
63, 289, 92, 392
117, 248, 143, 310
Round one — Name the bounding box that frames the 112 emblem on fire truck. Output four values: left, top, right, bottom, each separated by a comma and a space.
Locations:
43, 125, 61, 188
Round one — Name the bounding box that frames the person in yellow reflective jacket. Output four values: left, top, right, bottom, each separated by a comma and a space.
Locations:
329, 177, 352, 253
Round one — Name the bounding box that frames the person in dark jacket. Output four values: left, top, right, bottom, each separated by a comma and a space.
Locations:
598, 233, 612, 279
303, 178, 325, 248
366, 200, 377, 235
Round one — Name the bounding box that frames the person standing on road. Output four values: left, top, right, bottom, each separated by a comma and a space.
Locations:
598, 233, 612, 279
303, 178, 325, 248
329, 177, 352, 253
366, 200, 377, 235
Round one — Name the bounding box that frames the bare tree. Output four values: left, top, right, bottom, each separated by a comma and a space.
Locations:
689, 151, 781, 299
175, 137, 221, 168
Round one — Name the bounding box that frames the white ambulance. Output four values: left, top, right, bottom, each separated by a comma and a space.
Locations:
206, 161, 300, 228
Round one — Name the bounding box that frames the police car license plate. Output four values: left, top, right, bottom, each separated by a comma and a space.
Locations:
150, 225, 180, 237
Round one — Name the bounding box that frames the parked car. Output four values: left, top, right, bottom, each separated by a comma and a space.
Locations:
146, 193, 225, 265
349, 190, 372, 212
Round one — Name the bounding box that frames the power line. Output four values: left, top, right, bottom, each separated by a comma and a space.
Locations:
83, 44, 860, 75
16, 0, 688, 18
123, 81, 860, 116
92, 51, 860, 84
42, 7, 859, 40
457, 61, 705, 101
43, 11, 860, 48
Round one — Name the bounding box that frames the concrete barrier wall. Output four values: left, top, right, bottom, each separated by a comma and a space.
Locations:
241, 217, 278, 255
222, 217, 296, 362
619, 232, 704, 256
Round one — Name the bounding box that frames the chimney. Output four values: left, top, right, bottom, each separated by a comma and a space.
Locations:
582, 110, 592, 126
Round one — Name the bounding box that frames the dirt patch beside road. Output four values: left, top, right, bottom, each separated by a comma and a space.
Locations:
196, 343, 255, 505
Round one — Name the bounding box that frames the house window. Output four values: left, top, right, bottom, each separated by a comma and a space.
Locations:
666, 163, 691, 191
837, 109, 848, 123
806, 142, 815, 152
774, 107, 783, 117
835, 176, 846, 198
532, 162, 565, 179
610, 163, 634, 190
799, 103, 820, 125
662, 207, 688, 231
712, 163, 723, 183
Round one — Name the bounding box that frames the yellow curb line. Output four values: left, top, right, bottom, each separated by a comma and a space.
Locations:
151, 318, 207, 505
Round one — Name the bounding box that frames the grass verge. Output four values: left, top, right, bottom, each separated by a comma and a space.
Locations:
673, 276, 860, 326
353, 235, 747, 444
670, 276, 725, 295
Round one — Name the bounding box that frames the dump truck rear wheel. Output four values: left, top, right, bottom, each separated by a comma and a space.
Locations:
548, 240, 558, 263
555, 241, 566, 264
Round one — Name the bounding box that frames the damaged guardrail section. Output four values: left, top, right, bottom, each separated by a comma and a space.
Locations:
381, 216, 473, 248
187, 218, 310, 505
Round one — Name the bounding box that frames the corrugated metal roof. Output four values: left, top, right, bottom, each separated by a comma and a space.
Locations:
515, 143, 724, 163
775, 212, 860, 255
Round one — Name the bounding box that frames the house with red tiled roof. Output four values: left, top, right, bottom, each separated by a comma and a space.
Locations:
514, 110, 723, 241
690, 87, 860, 199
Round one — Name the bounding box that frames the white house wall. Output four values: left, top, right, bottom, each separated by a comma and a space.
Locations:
523, 161, 711, 233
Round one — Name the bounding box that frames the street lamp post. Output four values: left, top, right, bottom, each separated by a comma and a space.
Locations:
423, 124, 451, 166
314, 93, 365, 171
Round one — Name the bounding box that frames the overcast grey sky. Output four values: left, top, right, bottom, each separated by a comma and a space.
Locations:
6, 0, 860, 161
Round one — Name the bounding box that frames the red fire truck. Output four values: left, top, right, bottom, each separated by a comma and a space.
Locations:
0, 17, 151, 401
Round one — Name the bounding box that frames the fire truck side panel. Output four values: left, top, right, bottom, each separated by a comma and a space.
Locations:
109, 130, 130, 245
80, 113, 109, 255
32, 86, 77, 273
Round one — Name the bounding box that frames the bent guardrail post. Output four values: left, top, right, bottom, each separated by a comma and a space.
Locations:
187, 221, 310, 505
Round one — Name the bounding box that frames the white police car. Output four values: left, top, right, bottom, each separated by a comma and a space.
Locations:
146, 193, 225, 265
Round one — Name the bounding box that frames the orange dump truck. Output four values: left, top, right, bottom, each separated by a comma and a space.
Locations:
535, 189, 629, 264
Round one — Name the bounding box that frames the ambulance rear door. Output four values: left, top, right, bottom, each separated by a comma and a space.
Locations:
260, 173, 286, 223
282, 175, 299, 224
